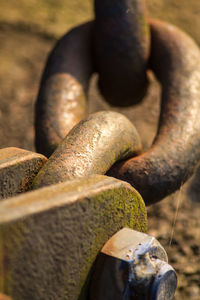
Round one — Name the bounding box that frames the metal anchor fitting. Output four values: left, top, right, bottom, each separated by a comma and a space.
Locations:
90, 228, 177, 300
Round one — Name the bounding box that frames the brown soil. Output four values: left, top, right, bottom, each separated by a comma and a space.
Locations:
0, 1, 200, 299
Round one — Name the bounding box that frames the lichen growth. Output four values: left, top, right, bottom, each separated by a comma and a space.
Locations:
78, 184, 147, 299
0, 220, 28, 294
0, 175, 147, 299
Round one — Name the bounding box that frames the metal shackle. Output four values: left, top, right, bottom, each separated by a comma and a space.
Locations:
35, 0, 200, 205
35, 22, 94, 157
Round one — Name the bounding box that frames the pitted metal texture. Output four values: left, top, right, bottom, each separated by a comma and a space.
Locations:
108, 19, 200, 204
34, 0, 200, 206
90, 228, 177, 300
33, 111, 142, 189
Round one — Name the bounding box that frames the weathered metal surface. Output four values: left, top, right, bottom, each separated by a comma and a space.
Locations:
34, 0, 200, 205
94, 0, 150, 105
0, 175, 147, 300
35, 0, 150, 157
35, 22, 94, 157
33, 111, 142, 189
0, 147, 47, 199
108, 19, 200, 205
90, 228, 177, 300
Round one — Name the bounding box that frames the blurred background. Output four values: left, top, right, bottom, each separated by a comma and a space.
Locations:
0, 1, 200, 299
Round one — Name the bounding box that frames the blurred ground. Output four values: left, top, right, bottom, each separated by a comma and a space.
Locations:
0, 1, 200, 299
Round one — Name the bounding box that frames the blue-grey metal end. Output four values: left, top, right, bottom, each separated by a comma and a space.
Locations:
149, 259, 177, 300
89, 228, 177, 300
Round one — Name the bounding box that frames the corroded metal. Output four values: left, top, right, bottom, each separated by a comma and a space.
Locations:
90, 228, 177, 300
33, 111, 142, 189
108, 19, 200, 205
0, 175, 147, 300
34, 0, 200, 205
35, 22, 94, 157
35, 0, 150, 156
0, 147, 47, 199
94, 0, 150, 105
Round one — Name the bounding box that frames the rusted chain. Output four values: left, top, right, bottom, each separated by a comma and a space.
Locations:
35, 0, 200, 205
35, 22, 94, 157
94, 0, 150, 105
108, 19, 200, 205
35, 0, 150, 156
33, 111, 142, 188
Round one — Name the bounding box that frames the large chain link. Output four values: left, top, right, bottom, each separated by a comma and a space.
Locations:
35, 0, 200, 205
33, 111, 142, 189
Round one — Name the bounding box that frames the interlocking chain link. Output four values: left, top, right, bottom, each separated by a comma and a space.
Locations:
35, 0, 200, 205
33, 111, 142, 189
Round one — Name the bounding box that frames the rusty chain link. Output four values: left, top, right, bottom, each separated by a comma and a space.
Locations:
108, 19, 200, 204
94, 0, 150, 105
35, 0, 200, 206
35, 22, 94, 157
33, 111, 142, 189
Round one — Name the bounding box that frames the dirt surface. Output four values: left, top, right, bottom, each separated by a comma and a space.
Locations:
0, 1, 200, 299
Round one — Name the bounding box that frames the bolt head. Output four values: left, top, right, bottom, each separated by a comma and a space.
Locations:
149, 260, 177, 300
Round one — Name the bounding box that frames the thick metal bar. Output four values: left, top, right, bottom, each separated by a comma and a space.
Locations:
0, 147, 47, 199
94, 0, 150, 105
0, 175, 147, 300
108, 19, 200, 205
33, 111, 142, 189
35, 22, 94, 157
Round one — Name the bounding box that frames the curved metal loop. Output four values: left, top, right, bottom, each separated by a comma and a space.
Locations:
33, 111, 142, 189
108, 19, 200, 204
35, 22, 94, 157
35, 0, 200, 205
35, 0, 150, 157
94, 0, 150, 105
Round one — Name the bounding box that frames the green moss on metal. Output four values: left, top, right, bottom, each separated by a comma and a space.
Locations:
0, 220, 28, 294
0, 175, 147, 299
78, 184, 147, 299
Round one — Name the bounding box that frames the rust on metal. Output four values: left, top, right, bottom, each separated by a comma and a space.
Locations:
33, 111, 142, 189
108, 19, 200, 205
0, 175, 147, 300
0, 147, 47, 199
35, 0, 150, 157
34, 0, 200, 205
94, 0, 150, 105
35, 22, 94, 157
